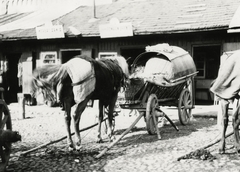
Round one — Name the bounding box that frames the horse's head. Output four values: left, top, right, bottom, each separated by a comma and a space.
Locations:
31, 65, 61, 103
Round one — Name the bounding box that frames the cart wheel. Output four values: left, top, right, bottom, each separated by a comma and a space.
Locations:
146, 94, 158, 135
178, 88, 192, 125
0, 100, 12, 171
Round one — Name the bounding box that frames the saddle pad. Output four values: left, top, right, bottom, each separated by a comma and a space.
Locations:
64, 58, 96, 103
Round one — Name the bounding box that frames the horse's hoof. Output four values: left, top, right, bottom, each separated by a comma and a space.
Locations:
96, 139, 103, 143
109, 138, 114, 142
76, 145, 82, 151
68, 143, 76, 151
68, 146, 75, 152
234, 147, 240, 155
109, 136, 116, 142
219, 149, 225, 154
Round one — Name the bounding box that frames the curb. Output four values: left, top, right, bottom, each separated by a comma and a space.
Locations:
192, 113, 217, 118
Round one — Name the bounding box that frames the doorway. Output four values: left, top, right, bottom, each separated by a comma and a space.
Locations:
120, 47, 145, 65
61, 49, 81, 63
193, 45, 221, 104
5, 53, 22, 103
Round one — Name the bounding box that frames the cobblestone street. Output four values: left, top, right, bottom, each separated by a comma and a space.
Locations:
5, 103, 240, 172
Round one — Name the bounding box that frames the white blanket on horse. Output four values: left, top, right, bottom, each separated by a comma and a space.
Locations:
64, 58, 96, 103
210, 50, 240, 99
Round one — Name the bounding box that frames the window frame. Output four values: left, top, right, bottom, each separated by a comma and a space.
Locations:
38, 51, 58, 67
98, 52, 117, 59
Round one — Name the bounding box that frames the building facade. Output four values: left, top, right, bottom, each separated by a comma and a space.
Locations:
0, 0, 240, 104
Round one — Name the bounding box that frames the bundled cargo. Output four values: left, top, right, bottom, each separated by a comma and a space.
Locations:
130, 43, 196, 87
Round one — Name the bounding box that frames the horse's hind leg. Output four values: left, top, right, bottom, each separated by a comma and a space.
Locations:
219, 99, 229, 154
232, 100, 240, 154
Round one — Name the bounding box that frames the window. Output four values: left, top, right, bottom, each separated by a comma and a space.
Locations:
193, 45, 221, 79
38, 51, 58, 66
194, 52, 206, 78
98, 52, 117, 58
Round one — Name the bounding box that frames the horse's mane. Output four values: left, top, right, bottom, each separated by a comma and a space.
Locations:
32, 65, 61, 79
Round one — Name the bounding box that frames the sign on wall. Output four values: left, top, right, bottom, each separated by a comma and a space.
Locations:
99, 18, 133, 38
36, 25, 65, 39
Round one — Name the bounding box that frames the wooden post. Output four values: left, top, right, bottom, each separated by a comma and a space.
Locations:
17, 93, 25, 119
217, 103, 222, 130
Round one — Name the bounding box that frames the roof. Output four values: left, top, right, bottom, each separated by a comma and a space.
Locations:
0, 1, 82, 32
0, 0, 111, 15
1, 0, 240, 40
228, 5, 240, 33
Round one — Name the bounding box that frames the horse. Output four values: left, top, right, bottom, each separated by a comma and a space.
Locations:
210, 50, 240, 154
31, 55, 129, 150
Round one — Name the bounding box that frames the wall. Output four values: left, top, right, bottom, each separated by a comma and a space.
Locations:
95, 31, 240, 104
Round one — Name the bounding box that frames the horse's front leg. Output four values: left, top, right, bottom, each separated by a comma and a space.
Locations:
97, 101, 104, 143
232, 100, 240, 153
219, 99, 229, 154
63, 101, 74, 151
73, 98, 90, 150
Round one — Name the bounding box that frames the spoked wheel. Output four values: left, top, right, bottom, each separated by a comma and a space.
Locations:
178, 88, 192, 125
0, 99, 12, 172
146, 94, 159, 135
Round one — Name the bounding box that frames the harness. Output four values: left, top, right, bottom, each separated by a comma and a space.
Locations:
71, 74, 95, 86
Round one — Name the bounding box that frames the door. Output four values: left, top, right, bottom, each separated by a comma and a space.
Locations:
120, 47, 145, 65
61, 50, 81, 63
6, 53, 22, 103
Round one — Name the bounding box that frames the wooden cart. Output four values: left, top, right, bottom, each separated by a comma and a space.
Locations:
0, 88, 21, 171
119, 44, 197, 138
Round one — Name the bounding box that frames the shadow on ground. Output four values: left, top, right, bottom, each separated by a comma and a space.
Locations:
114, 117, 217, 146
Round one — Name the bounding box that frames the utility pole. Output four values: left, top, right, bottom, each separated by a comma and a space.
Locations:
93, 0, 96, 18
